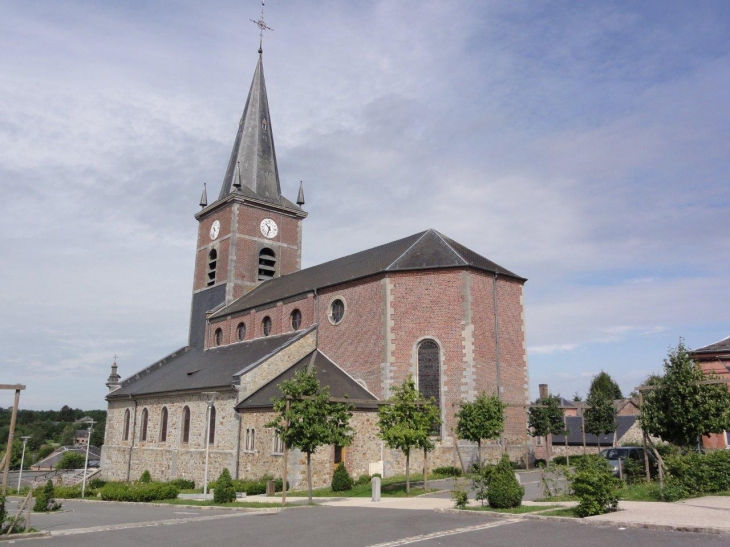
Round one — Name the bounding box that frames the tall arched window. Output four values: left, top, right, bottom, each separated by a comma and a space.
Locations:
140, 408, 149, 441
159, 407, 168, 442
122, 409, 130, 441
262, 316, 272, 337
208, 406, 217, 445
214, 328, 223, 346
181, 406, 191, 443
290, 309, 302, 331
417, 340, 441, 408
207, 249, 217, 287
258, 248, 276, 281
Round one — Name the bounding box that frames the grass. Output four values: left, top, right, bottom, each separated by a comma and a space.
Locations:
464, 504, 563, 514
618, 482, 663, 502
539, 507, 580, 518
534, 494, 577, 502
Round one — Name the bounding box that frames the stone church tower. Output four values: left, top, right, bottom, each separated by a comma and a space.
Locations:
189, 53, 307, 348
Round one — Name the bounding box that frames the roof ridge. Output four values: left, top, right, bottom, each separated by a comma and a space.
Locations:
433, 230, 469, 266
385, 230, 430, 270
237, 348, 317, 406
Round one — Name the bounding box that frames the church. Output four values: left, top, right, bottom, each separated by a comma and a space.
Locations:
100, 47, 532, 488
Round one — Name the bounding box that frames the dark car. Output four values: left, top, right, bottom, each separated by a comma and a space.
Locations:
599, 447, 652, 476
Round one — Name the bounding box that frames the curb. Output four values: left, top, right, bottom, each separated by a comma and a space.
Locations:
435, 508, 730, 536
0, 532, 52, 542
55, 498, 317, 512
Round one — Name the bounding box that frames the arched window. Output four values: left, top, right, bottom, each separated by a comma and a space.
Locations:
258, 248, 276, 281
290, 309, 302, 331
237, 322, 246, 341
262, 316, 272, 337
417, 340, 441, 408
159, 407, 168, 442
140, 408, 149, 441
207, 249, 217, 287
181, 406, 191, 444
214, 328, 223, 346
208, 406, 217, 445
122, 409, 130, 441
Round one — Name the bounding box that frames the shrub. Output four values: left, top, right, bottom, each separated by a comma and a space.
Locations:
534, 459, 547, 468
53, 485, 83, 499
36, 445, 55, 461
139, 470, 152, 483
213, 469, 236, 503
487, 455, 524, 508
472, 464, 494, 506
620, 458, 644, 485
433, 466, 462, 477
664, 450, 730, 498
451, 478, 469, 509
88, 478, 107, 489
33, 480, 61, 512
570, 456, 619, 517
168, 478, 195, 490
331, 462, 354, 492
355, 474, 371, 486
55, 452, 86, 470
99, 482, 179, 502
371, 473, 382, 479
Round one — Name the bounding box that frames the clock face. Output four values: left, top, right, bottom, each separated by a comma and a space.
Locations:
209, 220, 220, 240
260, 218, 278, 239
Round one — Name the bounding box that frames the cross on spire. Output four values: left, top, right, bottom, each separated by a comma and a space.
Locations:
250, 0, 273, 54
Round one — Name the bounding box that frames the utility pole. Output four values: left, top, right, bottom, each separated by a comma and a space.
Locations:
17, 436, 31, 492
202, 392, 217, 500
1, 384, 26, 495
80, 420, 96, 498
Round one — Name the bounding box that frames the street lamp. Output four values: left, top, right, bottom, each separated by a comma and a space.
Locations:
17, 436, 31, 492
202, 392, 217, 501
80, 419, 96, 498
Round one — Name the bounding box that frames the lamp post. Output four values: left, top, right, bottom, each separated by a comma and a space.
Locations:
17, 436, 31, 492
202, 392, 217, 501
80, 420, 96, 498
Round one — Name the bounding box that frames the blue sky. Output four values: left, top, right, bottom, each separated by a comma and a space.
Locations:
0, 0, 728, 409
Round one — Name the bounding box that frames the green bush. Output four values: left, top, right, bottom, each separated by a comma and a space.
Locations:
451, 478, 469, 509
139, 470, 152, 483
36, 445, 55, 461
664, 450, 730, 498
331, 462, 354, 492
433, 466, 462, 477
33, 480, 61, 512
472, 464, 494, 506
168, 478, 195, 490
487, 455, 524, 508
55, 452, 86, 470
552, 455, 591, 467
355, 474, 371, 486
214, 469, 236, 503
534, 459, 547, 468
99, 482, 179, 502
53, 485, 83, 499
570, 456, 619, 517
620, 458, 645, 485
88, 478, 107, 489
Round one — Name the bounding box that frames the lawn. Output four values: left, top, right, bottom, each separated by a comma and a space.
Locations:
618, 482, 662, 501
534, 494, 577, 502
463, 504, 563, 514
539, 507, 579, 518
287, 473, 447, 498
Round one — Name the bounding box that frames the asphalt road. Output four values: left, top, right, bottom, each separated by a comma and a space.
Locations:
6, 499, 726, 547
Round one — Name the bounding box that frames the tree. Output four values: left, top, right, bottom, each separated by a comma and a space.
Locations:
584, 372, 619, 450
55, 451, 86, 470
528, 394, 566, 461
639, 340, 730, 449
58, 405, 75, 423
90, 421, 105, 447
455, 392, 506, 465
267, 368, 354, 503
377, 375, 441, 494
588, 371, 623, 400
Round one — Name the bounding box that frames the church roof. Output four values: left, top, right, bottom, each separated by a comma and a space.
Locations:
107, 328, 313, 399
218, 53, 294, 210
691, 335, 730, 355
236, 350, 378, 412
211, 229, 525, 320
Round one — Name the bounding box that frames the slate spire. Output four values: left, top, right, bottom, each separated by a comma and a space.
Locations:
219, 53, 282, 202
296, 181, 305, 206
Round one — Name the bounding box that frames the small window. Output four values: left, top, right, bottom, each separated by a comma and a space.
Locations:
272, 431, 284, 455
237, 322, 246, 341
290, 309, 302, 331
214, 328, 223, 346
181, 406, 191, 444
208, 405, 216, 445
159, 407, 168, 442
262, 316, 272, 337
140, 408, 149, 442
261, 118, 268, 132
329, 298, 345, 325
207, 249, 217, 287
245, 428, 256, 452
122, 409, 130, 441
258, 248, 276, 281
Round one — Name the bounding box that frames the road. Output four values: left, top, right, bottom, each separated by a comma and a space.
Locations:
5, 499, 724, 547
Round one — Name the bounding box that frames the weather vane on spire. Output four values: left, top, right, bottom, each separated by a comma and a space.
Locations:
250, 0, 273, 54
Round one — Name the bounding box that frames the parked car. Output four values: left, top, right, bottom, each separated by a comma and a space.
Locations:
599, 447, 653, 476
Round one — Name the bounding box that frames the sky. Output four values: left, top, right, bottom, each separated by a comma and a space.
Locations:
0, 0, 728, 410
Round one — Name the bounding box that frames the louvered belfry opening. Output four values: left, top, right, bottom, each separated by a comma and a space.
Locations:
258, 248, 276, 281
207, 249, 217, 287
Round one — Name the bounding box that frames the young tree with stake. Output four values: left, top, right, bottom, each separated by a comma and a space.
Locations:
455, 392, 506, 465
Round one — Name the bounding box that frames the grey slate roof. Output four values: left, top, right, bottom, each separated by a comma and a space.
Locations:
108, 328, 313, 399
237, 350, 378, 411
211, 229, 525, 320
551, 415, 637, 446
692, 335, 730, 355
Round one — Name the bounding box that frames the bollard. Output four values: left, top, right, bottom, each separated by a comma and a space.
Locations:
371, 476, 381, 502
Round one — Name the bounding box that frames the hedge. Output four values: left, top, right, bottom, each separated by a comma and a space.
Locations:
664, 450, 730, 499
99, 482, 179, 502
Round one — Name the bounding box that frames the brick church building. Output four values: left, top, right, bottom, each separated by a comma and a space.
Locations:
100, 50, 531, 487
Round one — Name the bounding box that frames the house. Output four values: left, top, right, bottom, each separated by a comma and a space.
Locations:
690, 336, 730, 449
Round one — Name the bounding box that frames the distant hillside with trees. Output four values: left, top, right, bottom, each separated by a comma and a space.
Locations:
0, 405, 106, 470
